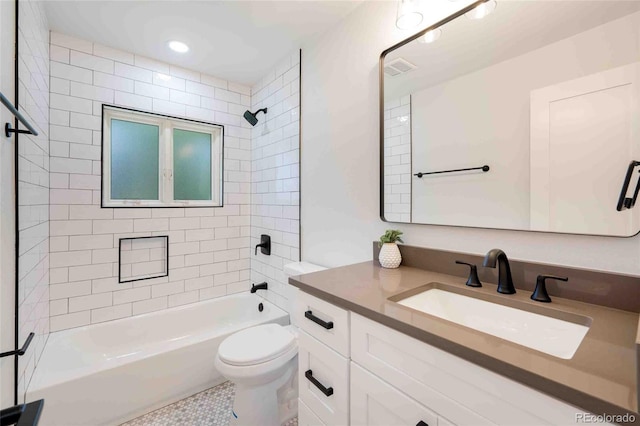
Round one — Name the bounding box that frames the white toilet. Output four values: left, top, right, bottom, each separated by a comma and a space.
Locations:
215, 262, 326, 426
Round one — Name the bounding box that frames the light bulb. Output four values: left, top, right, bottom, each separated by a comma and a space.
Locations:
168, 40, 189, 53
418, 28, 442, 44
396, 0, 423, 30
466, 0, 497, 20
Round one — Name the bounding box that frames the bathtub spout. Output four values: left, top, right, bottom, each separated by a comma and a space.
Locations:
251, 282, 268, 293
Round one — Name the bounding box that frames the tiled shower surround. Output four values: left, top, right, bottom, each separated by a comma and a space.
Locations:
47, 31, 301, 332
383, 95, 411, 222
17, 0, 50, 400
250, 52, 301, 314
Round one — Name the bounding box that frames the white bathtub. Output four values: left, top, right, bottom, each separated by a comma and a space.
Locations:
26, 293, 288, 426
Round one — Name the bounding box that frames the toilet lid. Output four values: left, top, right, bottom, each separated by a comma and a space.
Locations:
218, 324, 296, 366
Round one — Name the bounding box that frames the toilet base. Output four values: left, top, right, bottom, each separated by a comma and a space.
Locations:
229, 357, 297, 426
231, 381, 279, 426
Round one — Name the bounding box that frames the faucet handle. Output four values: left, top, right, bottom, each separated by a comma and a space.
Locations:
455, 261, 482, 287
531, 275, 568, 303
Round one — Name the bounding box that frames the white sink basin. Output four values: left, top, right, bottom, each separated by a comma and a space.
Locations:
397, 288, 589, 359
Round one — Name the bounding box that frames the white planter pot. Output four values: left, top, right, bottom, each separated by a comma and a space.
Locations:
378, 243, 402, 269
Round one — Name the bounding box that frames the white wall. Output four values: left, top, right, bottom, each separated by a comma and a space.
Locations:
250, 51, 301, 314
17, 0, 50, 402
301, 0, 640, 276
48, 32, 253, 332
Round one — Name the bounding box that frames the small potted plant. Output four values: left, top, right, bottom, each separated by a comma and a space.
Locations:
378, 229, 404, 269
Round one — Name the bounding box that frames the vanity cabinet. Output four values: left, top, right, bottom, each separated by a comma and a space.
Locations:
295, 291, 599, 426
295, 291, 350, 426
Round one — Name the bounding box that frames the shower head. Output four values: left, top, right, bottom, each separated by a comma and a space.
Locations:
243, 108, 268, 126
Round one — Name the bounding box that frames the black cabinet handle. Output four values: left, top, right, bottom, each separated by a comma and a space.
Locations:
305, 369, 334, 397
416, 422, 429, 426
304, 310, 334, 330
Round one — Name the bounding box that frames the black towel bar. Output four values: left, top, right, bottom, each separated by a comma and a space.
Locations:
0, 332, 34, 358
414, 165, 490, 178
0, 91, 38, 137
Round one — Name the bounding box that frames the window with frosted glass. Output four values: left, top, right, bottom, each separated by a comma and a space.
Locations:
102, 105, 223, 207
110, 119, 160, 200
173, 129, 212, 200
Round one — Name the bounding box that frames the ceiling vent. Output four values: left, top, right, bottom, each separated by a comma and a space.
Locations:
384, 58, 417, 77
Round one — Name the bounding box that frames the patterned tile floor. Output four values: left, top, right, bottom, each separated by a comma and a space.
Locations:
122, 381, 298, 426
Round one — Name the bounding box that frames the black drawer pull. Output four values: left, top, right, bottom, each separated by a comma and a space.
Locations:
304, 310, 334, 329
416, 422, 429, 426
305, 369, 334, 397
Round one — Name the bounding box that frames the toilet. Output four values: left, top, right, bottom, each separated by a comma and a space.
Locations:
215, 262, 326, 426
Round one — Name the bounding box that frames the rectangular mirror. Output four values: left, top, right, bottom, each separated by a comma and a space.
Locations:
381, 0, 640, 236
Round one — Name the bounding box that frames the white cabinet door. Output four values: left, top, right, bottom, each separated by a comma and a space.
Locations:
298, 330, 349, 426
351, 362, 441, 426
299, 398, 326, 426
530, 62, 640, 235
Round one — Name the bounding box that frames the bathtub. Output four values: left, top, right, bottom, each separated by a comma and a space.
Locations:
26, 293, 288, 426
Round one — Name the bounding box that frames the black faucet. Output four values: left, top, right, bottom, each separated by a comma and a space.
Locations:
255, 234, 271, 256
250, 282, 268, 293
482, 249, 516, 294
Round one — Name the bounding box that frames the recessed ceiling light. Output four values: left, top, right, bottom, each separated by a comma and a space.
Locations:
168, 40, 189, 53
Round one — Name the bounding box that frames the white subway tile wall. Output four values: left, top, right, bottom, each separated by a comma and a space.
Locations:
384, 96, 412, 222
17, 0, 50, 400
49, 32, 253, 332
250, 51, 301, 314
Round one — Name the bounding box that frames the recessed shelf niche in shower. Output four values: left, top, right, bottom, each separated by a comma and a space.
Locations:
119, 236, 169, 283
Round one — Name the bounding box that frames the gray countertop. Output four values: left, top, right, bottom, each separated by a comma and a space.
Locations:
289, 261, 639, 417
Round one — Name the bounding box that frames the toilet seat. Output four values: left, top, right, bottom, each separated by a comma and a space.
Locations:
218, 324, 296, 366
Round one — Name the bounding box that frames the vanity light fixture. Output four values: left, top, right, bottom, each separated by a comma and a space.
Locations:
466, 0, 497, 20
418, 28, 442, 44
168, 40, 189, 53
396, 0, 423, 30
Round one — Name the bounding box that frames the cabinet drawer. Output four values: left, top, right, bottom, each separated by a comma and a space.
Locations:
295, 291, 350, 357
299, 330, 349, 426
299, 399, 326, 426
351, 313, 588, 426
351, 362, 440, 426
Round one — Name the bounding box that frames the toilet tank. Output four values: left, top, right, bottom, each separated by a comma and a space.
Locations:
284, 262, 326, 328
283, 262, 326, 277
